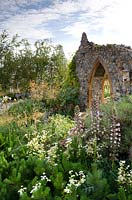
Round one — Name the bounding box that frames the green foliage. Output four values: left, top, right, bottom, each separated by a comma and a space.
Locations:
45, 114, 75, 140
66, 56, 78, 83
83, 163, 110, 200
0, 31, 67, 93
0, 96, 132, 199
118, 187, 127, 200
43, 56, 79, 116
100, 96, 132, 157
115, 95, 132, 124
0, 152, 9, 174
8, 99, 42, 118
54, 56, 79, 115
100, 95, 132, 124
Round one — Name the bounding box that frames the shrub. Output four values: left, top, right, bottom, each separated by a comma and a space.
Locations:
44, 56, 79, 115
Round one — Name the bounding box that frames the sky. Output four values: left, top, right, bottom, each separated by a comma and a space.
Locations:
0, 0, 132, 58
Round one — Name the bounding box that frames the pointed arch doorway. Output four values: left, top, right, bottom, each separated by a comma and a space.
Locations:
88, 61, 113, 107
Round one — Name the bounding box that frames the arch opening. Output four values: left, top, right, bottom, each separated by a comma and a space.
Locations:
88, 62, 112, 107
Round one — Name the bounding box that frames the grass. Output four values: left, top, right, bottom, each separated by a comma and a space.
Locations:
0, 112, 14, 125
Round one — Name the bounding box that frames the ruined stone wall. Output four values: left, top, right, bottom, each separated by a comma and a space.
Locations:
75, 32, 132, 110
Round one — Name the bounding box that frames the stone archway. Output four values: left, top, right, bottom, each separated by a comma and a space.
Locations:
75, 32, 132, 110
88, 60, 113, 107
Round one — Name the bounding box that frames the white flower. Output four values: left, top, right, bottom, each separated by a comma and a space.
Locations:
18, 185, 27, 196
64, 187, 71, 194
64, 170, 86, 194
30, 182, 41, 194
69, 178, 76, 184
117, 160, 132, 186
41, 172, 51, 182
69, 170, 73, 175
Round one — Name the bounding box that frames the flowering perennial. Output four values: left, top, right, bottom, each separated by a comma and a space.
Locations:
64, 170, 86, 194
117, 160, 132, 188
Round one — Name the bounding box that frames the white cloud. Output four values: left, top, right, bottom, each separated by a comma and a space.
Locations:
61, 0, 116, 37
62, 21, 90, 39
87, 0, 132, 46
0, 0, 132, 58
61, 0, 132, 46
58, 0, 132, 57
0, 0, 116, 41
0, 0, 41, 9
53, 0, 115, 15
1, 3, 61, 40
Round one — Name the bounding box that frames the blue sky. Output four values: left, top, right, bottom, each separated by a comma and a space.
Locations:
0, 0, 132, 58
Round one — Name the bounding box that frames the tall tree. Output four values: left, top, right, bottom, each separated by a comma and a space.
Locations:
0, 31, 67, 93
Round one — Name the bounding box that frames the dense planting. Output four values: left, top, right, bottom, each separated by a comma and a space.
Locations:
0, 97, 132, 200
